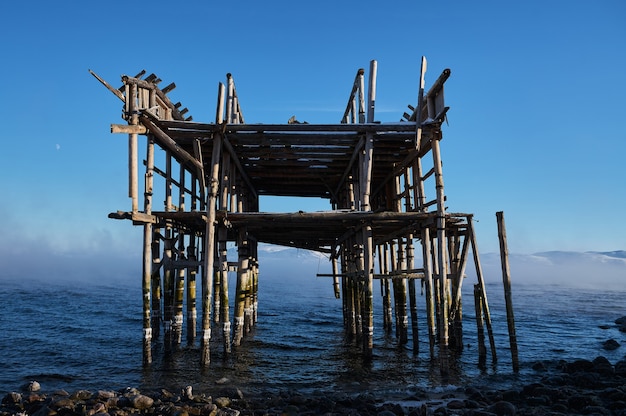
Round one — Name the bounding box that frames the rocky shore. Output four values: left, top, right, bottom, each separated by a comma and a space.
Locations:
2, 355, 626, 416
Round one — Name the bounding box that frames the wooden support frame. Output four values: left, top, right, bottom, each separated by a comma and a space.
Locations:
93, 58, 511, 374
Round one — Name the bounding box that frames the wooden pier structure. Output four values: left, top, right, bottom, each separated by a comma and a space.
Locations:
91, 58, 502, 369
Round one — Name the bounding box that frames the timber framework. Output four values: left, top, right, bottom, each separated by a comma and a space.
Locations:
91, 57, 518, 372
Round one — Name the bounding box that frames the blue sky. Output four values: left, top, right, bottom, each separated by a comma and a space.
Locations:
1, 0, 624, 280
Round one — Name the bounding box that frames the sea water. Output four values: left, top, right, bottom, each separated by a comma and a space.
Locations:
1, 271, 625, 398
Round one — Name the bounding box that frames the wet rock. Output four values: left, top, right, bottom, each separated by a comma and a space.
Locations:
26, 381, 41, 392
565, 358, 594, 373
592, 356, 615, 375
487, 401, 516, 416
129, 394, 154, 410
2, 392, 22, 405
615, 359, 626, 376
215, 408, 239, 416
71, 390, 93, 401
602, 339, 620, 350
51, 396, 75, 410
96, 390, 116, 400
446, 399, 465, 409
214, 397, 231, 408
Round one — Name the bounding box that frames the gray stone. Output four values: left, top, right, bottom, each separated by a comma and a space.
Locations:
129, 394, 154, 410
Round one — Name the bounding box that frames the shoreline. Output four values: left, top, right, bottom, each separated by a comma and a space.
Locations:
2, 356, 626, 415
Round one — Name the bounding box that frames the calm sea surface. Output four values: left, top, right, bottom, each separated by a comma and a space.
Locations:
1, 272, 625, 398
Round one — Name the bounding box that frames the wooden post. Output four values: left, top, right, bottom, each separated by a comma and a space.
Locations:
414, 56, 427, 149
407, 237, 419, 354
332, 254, 340, 299
233, 228, 249, 347
474, 284, 487, 369
362, 224, 374, 359
431, 133, 450, 371
218, 155, 231, 352
496, 211, 519, 372
151, 228, 162, 341
163, 236, 174, 353
141, 135, 155, 365
174, 263, 185, 345
200, 131, 222, 365
468, 218, 497, 364
379, 244, 392, 333
187, 239, 198, 344
128, 82, 139, 212
393, 239, 408, 344
422, 227, 436, 356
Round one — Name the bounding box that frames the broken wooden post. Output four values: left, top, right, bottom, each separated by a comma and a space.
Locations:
496, 211, 519, 372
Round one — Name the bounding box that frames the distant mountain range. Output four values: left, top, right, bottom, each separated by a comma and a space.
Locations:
255, 245, 626, 289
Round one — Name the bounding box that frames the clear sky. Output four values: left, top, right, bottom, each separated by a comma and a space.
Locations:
1, 0, 624, 281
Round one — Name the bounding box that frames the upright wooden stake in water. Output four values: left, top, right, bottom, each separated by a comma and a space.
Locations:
201, 131, 222, 366
141, 135, 155, 365
468, 219, 497, 363
474, 284, 487, 369
496, 211, 519, 372
233, 229, 249, 346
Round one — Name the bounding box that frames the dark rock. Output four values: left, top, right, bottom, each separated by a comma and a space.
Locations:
565, 359, 594, 373
582, 405, 611, 415
567, 394, 598, 411
603, 339, 620, 350
487, 401, 516, 416
378, 410, 399, 416
446, 399, 465, 409
600, 387, 626, 402
592, 356, 615, 375
550, 402, 569, 413
615, 316, 626, 326
531, 361, 547, 371
615, 359, 626, 376
2, 392, 22, 405
464, 399, 481, 409
70, 390, 93, 401
465, 386, 488, 403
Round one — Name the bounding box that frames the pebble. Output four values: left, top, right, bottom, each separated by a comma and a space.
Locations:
3, 355, 626, 416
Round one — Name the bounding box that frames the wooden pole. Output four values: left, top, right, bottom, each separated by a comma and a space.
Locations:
200, 131, 222, 365
394, 239, 408, 344
187, 238, 198, 345
431, 133, 450, 374
421, 227, 436, 356
151, 228, 162, 341
163, 236, 174, 353
362, 225, 374, 359
128, 82, 139, 212
407, 237, 419, 354
141, 135, 155, 365
468, 218, 497, 364
332, 255, 340, 299
496, 211, 519, 372
233, 228, 249, 346
474, 284, 487, 369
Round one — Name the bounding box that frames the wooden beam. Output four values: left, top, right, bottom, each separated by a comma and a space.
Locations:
139, 113, 204, 172
111, 124, 147, 134
89, 69, 125, 102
